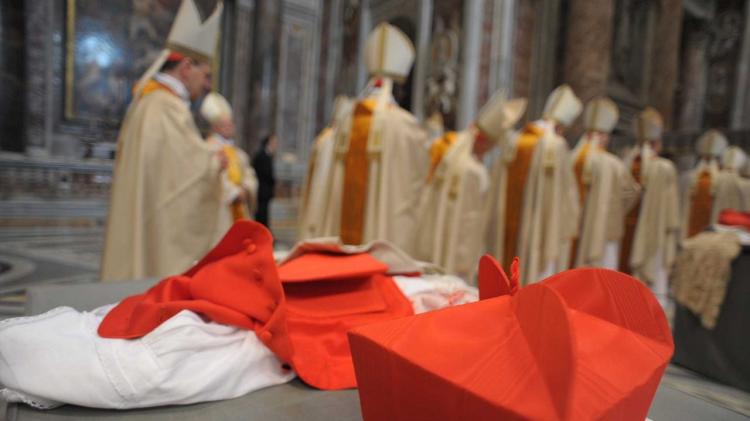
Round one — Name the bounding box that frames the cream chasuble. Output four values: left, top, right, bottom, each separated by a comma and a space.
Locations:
484, 120, 580, 284
319, 84, 429, 254
101, 83, 223, 281
414, 130, 489, 281
681, 160, 719, 239
207, 134, 258, 246
298, 127, 337, 240
570, 134, 640, 269
714, 169, 750, 214
621, 145, 680, 302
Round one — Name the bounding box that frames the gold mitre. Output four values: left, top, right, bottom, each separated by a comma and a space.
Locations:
696, 129, 728, 158
583, 97, 619, 134
475, 91, 527, 141
365, 23, 415, 82
633, 107, 664, 142
200, 92, 232, 125
723, 146, 747, 172
542, 84, 582, 128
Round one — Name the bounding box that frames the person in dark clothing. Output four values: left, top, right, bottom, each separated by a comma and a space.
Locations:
252, 134, 278, 228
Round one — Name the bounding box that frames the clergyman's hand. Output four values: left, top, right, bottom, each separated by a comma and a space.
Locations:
217, 150, 229, 170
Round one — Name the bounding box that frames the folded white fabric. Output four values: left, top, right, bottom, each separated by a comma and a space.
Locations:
0, 305, 294, 409
0, 272, 475, 410
394, 274, 478, 314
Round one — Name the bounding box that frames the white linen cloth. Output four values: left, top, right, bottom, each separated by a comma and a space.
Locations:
0, 274, 477, 410
0, 305, 294, 409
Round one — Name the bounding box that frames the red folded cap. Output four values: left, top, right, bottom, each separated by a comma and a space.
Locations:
166, 51, 185, 62
98, 221, 294, 363
278, 251, 412, 390
718, 209, 750, 231
349, 255, 673, 421
278, 252, 388, 283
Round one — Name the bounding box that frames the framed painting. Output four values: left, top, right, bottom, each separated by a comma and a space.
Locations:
64, 0, 222, 125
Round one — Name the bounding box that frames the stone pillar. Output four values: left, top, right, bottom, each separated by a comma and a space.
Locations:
676, 23, 709, 132
563, 0, 615, 106
0, 0, 26, 152
246, 0, 282, 154
731, 0, 750, 130
649, 0, 684, 130
457, 0, 483, 129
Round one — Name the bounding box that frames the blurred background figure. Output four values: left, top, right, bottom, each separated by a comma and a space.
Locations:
201, 92, 258, 244
253, 134, 278, 228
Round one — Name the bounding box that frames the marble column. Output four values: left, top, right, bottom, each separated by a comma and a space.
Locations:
563, 0, 615, 106
676, 23, 709, 132
0, 0, 26, 152
731, 0, 750, 130
246, 0, 282, 154
512, 0, 535, 102
649, 0, 685, 130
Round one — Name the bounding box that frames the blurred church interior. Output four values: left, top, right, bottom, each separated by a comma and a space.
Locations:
1, 0, 750, 419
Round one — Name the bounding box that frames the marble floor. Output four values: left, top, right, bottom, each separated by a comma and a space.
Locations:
0, 225, 748, 419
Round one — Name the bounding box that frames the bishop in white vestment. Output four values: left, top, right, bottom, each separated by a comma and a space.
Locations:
484, 84, 581, 284
101, 1, 225, 281
414, 94, 527, 281
569, 97, 640, 269
317, 23, 429, 254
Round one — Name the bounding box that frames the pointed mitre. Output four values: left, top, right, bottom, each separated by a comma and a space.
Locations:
696, 129, 728, 158
723, 146, 747, 172
365, 23, 415, 82
583, 97, 619, 134
633, 107, 664, 142
167, 0, 224, 62
475, 92, 527, 141
134, 0, 223, 95
542, 84, 582, 127
200, 92, 232, 125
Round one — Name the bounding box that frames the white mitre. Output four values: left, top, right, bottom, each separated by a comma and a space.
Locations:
135, 0, 223, 95
723, 146, 747, 172
696, 129, 728, 159
583, 97, 619, 134
365, 23, 415, 82
200, 92, 232, 125
542, 84, 582, 128
475, 91, 527, 142
633, 107, 664, 142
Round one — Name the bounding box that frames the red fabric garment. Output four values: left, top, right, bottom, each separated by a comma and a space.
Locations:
98, 221, 294, 363
349, 255, 673, 421
278, 252, 414, 390
718, 209, 750, 231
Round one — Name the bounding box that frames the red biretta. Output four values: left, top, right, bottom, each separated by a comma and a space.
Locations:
348, 255, 673, 421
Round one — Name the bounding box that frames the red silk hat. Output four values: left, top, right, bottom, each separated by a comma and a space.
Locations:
277, 251, 413, 390
718, 209, 750, 231
349, 255, 673, 421
98, 221, 293, 363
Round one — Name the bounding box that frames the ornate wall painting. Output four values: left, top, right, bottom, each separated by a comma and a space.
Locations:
64, 0, 222, 126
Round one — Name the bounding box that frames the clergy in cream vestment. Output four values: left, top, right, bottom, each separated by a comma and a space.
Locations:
414, 94, 527, 280
714, 146, 750, 214
318, 23, 429, 253
101, 0, 225, 281
681, 129, 727, 238
298, 96, 353, 241
620, 107, 680, 307
570, 97, 640, 269
485, 85, 581, 284
200, 92, 259, 245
